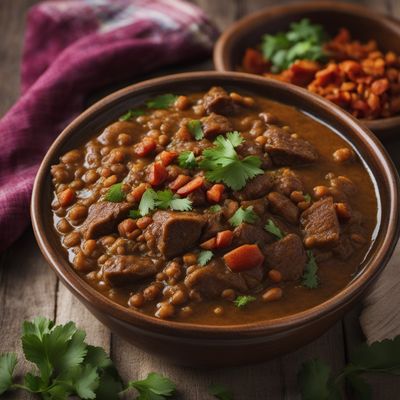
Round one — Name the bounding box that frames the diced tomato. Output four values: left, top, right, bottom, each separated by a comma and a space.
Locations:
215, 230, 233, 248
242, 48, 269, 74
206, 184, 224, 203
289, 60, 320, 87
159, 151, 178, 166
147, 162, 168, 186
169, 174, 191, 191
176, 176, 204, 196
223, 244, 265, 272
134, 137, 157, 157
58, 188, 75, 208
200, 237, 217, 250
131, 183, 150, 202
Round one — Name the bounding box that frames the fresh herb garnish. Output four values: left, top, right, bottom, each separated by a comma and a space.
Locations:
0, 317, 176, 399
209, 205, 222, 213
129, 209, 141, 219
229, 206, 258, 227
234, 295, 256, 308
264, 219, 284, 239
105, 183, 125, 202
209, 383, 234, 400
198, 250, 213, 266
261, 18, 328, 72
187, 120, 204, 140
119, 109, 145, 121
302, 250, 319, 289
178, 151, 197, 169
200, 132, 263, 191
304, 193, 312, 203
139, 188, 192, 216
146, 94, 178, 109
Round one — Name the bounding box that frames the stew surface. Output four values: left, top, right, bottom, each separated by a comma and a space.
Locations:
51, 87, 378, 325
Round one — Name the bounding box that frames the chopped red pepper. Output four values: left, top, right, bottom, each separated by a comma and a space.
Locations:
200, 237, 217, 250
134, 137, 157, 157
223, 244, 265, 272
176, 176, 204, 196
159, 150, 178, 166
215, 230, 233, 248
147, 162, 168, 186
206, 184, 225, 203
169, 174, 191, 191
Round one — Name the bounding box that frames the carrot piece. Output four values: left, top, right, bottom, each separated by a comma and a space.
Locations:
206, 184, 224, 203
200, 237, 217, 250
169, 174, 191, 191
58, 188, 75, 208
176, 176, 204, 196
159, 150, 177, 166
215, 230, 233, 248
147, 162, 168, 186
131, 183, 150, 202
223, 244, 265, 272
134, 137, 157, 157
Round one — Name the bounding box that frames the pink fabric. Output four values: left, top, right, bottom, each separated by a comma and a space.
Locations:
0, 0, 218, 251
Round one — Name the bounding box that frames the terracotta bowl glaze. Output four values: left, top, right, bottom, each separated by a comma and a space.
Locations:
214, 1, 400, 139
31, 72, 399, 366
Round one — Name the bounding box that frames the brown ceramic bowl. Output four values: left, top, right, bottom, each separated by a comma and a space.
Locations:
214, 1, 400, 139
31, 72, 399, 367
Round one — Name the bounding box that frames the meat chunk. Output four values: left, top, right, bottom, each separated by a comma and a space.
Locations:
145, 211, 206, 259
264, 126, 318, 165
267, 192, 299, 224
237, 141, 272, 169
201, 113, 233, 138
235, 173, 274, 200
80, 202, 130, 239
203, 86, 235, 115
187, 188, 207, 207
265, 234, 307, 280
240, 198, 268, 216
273, 168, 304, 196
103, 255, 162, 286
184, 259, 262, 298
201, 210, 229, 241
233, 223, 274, 251
300, 197, 340, 248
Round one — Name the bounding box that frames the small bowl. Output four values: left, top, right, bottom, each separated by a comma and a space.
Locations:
214, 1, 400, 139
31, 71, 399, 366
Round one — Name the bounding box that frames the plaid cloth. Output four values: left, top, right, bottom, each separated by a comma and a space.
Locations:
0, 0, 218, 251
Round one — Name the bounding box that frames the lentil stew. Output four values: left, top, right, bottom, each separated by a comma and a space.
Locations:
51, 86, 378, 325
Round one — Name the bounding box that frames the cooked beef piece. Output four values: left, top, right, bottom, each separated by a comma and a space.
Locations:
203, 86, 235, 115
80, 202, 130, 239
201, 211, 229, 241
187, 188, 207, 207
273, 168, 304, 196
332, 235, 354, 260
267, 192, 299, 224
235, 173, 274, 200
300, 197, 340, 248
233, 223, 274, 251
264, 126, 318, 165
201, 113, 233, 138
237, 141, 273, 169
103, 255, 162, 286
184, 259, 262, 298
240, 198, 268, 216
265, 234, 307, 280
145, 211, 206, 259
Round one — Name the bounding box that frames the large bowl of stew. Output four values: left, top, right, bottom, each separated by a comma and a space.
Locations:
31, 71, 399, 366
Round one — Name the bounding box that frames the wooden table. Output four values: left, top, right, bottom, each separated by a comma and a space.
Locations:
1, 1, 400, 399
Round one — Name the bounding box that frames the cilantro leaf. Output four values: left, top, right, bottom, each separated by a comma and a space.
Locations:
119, 109, 145, 121
129, 209, 142, 219
234, 295, 256, 308
146, 94, 178, 109
105, 183, 125, 203
178, 151, 197, 169
187, 120, 204, 140
209, 383, 234, 400
229, 206, 258, 227
297, 359, 341, 400
73, 364, 99, 399
200, 132, 263, 191
264, 219, 284, 239
198, 250, 213, 266
155, 189, 175, 209
302, 250, 319, 289
0, 353, 17, 395
169, 197, 192, 212
209, 204, 222, 213
139, 188, 158, 216
127, 372, 176, 399
139, 188, 192, 215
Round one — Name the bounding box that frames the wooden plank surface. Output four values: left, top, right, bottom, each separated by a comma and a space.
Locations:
0, 0, 399, 399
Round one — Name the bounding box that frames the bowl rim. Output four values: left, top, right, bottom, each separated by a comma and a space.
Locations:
213, 0, 400, 132
31, 71, 400, 339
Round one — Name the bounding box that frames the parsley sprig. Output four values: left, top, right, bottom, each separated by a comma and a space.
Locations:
187, 120, 204, 140
178, 151, 197, 169
105, 183, 125, 203
229, 206, 258, 227
199, 132, 263, 191
234, 295, 256, 308
198, 250, 213, 266
302, 250, 319, 289
264, 219, 284, 239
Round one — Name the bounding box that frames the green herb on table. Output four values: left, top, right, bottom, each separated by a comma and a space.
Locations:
119, 109, 145, 121
302, 250, 319, 289
105, 183, 125, 202
146, 94, 178, 109
199, 132, 263, 191
209, 205, 222, 213
187, 120, 204, 140
229, 206, 258, 228
234, 295, 256, 308
264, 219, 284, 239
209, 383, 234, 400
178, 151, 197, 169
198, 250, 213, 266
0, 317, 176, 400
261, 18, 328, 73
